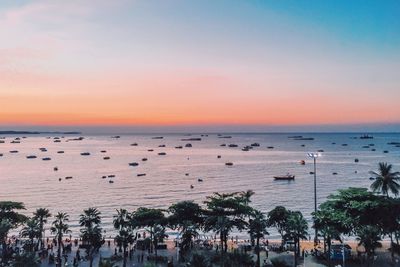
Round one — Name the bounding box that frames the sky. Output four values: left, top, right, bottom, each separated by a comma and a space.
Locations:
0, 0, 399, 132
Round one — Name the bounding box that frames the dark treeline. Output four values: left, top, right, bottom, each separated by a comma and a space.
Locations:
1, 162, 399, 267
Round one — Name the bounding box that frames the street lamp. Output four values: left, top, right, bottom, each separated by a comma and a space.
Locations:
307, 152, 321, 246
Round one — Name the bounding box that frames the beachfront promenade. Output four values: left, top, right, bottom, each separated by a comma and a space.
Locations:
27, 239, 400, 267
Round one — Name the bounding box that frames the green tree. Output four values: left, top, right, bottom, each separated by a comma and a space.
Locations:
370, 162, 400, 197
113, 209, 133, 267
20, 218, 41, 252
33, 208, 51, 249
80, 208, 103, 267
0, 201, 27, 264
248, 209, 269, 267
313, 203, 351, 262
283, 211, 308, 267
132, 207, 166, 258
203, 191, 252, 264
267, 206, 290, 246
50, 212, 71, 267
356, 225, 382, 264
168, 201, 203, 256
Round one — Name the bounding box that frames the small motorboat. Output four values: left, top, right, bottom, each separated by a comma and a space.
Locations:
129, 162, 139, 167
158, 152, 167, 156
109, 180, 114, 184
54, 167, 58, 171
228, 144, 238, 147
57, 151, 65, 154
65, 176, 73, 180
251, 143, 260, 147
26, 155, 37, 159
10, 150, 19, 153
148, 149, 154, 152
198, 178, 203, 182
42, 157, 51, 161
175, 146, 183, 149
103, 157, 110, 160
130, 143, 138, 146
274, 174, 295, 180
137, 173, 146, 177
100, 150, 107, 153
80, 152, 90, 156
217, 155, 221, 158
225, 162, 233, 166
185, 143, 192, 147
142, 158, 148, 161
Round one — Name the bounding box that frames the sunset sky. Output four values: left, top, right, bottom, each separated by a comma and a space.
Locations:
0, 0, 399, 132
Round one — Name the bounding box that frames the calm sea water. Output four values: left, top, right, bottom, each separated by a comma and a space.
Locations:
1, 133, 399, 239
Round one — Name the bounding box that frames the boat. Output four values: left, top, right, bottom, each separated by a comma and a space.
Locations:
57, 151, 65, 154
251, 143, 260, 147
10, 150, 19, 153
300, 160, 305, 165
225, 162, 233, 166
267, 146, 274, 149
42, 157, 51, 161
65, 176, 73, 180
198, 178, 203, 182
129, 162, 139, 166
137, 173, 146, 177
158, 145, 166, 147
220, 144, 226, 147
228, 144, 238, 147
103, 157, 110, 160
158, 152, 167, 156
175, 146, 183, 149
80, 152, 90, 156
274, 174, 295, 180
217, 155, 221, 158
109, 180, 114, 184
100, 150, 107, 153
130, 143, 138, 146
148, 149, 154, 152
26, 155, 37, 159
185, 143, 192, 147
360, 134, 373, 139
54, 167, 58, 171
142, 158, 148, 161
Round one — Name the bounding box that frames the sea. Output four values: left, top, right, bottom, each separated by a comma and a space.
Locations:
1, 132, 399, 239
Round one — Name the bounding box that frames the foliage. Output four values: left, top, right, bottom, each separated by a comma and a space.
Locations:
10, 252, 40, 267
203, 191, 253, 252
168, 201, 203, 252
370, 162, 400, 197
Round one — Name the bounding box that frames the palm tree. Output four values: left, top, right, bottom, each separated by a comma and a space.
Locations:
20, 218, 41, 252
267, 206, 290, 246
168, 201, 203, 257
51, 212, 70, 267
131, 208, 166, 257
283, 211, 308, 267
248, 209, 269, 267
113, 209, 133, 267
203, 191, 252, 260
80, 208, 102, 267
370, 162, 400, 197
33, 208, 51, 249
0, 201, 27, 264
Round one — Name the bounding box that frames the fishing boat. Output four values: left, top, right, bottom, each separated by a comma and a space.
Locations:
274, 174, 295, 180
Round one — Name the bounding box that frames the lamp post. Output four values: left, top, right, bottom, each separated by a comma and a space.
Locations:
307, 152, 320, 246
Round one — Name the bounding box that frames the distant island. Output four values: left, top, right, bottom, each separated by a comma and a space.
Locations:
0, 131, 81, 135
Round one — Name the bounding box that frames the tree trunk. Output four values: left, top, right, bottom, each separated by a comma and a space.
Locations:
390, 232, 394, 262
89, 247, 94, 267
294, 240, 297, 267
123, 246, 127, 267
256, 237, 260, 267
57, 235, 62, 267
327, 237, 332, 267
220, 232, 224, 252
